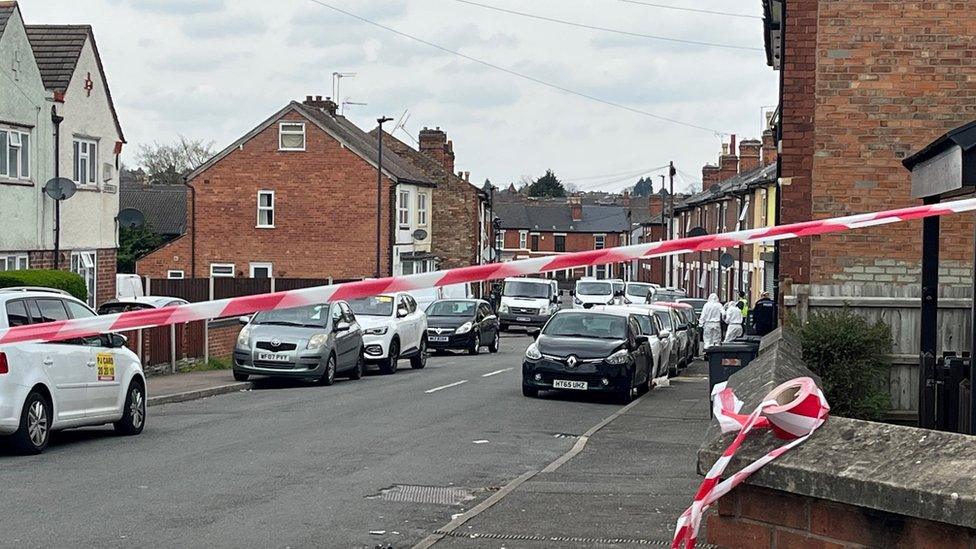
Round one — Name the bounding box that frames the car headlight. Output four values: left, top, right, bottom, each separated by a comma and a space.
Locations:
539, 307, 548, 315
364, 326, 389, 335
525, 342, 542, 360
236, 326, 251, 348
573, 297, 582, 305
606, 299, 615, 305
456, 322, 473, 334
605, 349, 630, 364
499, 304, 509, 313
307, 333, 329, 350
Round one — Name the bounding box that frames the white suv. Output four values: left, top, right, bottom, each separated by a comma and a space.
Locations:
347, 293, 428, 374
0, 289, 146, 454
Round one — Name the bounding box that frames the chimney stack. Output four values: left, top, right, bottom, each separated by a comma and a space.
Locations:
702, 164, 721, 187
648, 194, 664, 218
761, 129, 777, 167
303, 95, 337, 115
738, 139, 762, 173
419, 127, 456, 175
717, 134, 739, 182
568, 195, 583, 222
622, 190, 631, 209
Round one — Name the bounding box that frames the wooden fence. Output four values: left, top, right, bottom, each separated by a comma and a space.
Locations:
785, 283, 972, 418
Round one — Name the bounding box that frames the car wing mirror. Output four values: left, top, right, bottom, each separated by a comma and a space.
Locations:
635, 334, 649, 346
104, 333, 127, 348
238, 315, 252, 325
397, 307, 409, 318
659, 329, 671, 339
334, 321, 351, 332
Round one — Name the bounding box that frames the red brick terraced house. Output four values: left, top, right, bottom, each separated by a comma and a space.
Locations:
494, 196, 629, 288
137, 96, 436, 280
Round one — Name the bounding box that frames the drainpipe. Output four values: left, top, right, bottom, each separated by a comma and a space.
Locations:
183, 175, 196, 277
51, 106, 64, 269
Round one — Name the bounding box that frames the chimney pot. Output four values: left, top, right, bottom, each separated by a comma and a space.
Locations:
306, 95, 313, 102
303, 94, 337, 115
315, 95, 322, 101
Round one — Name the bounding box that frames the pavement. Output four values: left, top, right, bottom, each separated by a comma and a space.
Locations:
146, 369, 251, 406
1, 333, 712, 548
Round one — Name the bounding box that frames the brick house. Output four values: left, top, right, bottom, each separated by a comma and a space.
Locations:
369, 126, 489, 272
762, 0, 976, 292
137, 96, 434, 280
0, 2, 125, 306
494, 196, 629, 286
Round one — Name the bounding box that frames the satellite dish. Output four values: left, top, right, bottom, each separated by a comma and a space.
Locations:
688, 226, 708, 238
719, 253, 735, 268
117, 208, 146, 229
412, 228, 429, 241
44, 177, 77, 200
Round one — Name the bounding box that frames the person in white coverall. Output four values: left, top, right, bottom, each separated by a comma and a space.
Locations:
699, 293, 724, 350
723, 300, 744, 343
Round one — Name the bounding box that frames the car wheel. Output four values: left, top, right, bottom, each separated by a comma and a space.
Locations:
410, 339, 427, 369
11, 390, 51, 454
668, 362, 678, 378
349, 351, 364, 380
488, 330, 500, 353
499, 323, 508, 332
318, 354, 337, 386
615, 374, 635, 404
469, 332, 481, 355
233, 371, 249, 382
522, 385, 539, 398
114, 381, 146, 436
380, 339, 399, 375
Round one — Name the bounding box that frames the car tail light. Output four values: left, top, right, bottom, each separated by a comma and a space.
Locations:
0, 352, 8, 374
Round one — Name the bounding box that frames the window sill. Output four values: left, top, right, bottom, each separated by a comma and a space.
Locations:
256, 225, 276, 229
0, 178, 33, 187
278, 148, 306, 152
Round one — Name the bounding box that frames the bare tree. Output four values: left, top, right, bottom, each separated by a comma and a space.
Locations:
135, 135, 215, 185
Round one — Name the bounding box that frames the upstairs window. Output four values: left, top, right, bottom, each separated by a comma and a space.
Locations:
210, 263, 235, 278
530, 234, 539, 251
257, 190, 275, 227
1, 129, 30, 180
554, 235, 566, 252
417, 192, 428, 226
73, 138, 98, 185
519, 231, 527, 250
496, 230, 505, 251
594, 235, 605, 250
279, 122, 306, 151
398, 190, 411, 228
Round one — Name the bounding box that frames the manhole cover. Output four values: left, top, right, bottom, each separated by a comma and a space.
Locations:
367, 485, 475, 506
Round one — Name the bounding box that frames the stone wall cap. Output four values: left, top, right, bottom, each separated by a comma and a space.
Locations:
697, 330, 976, 529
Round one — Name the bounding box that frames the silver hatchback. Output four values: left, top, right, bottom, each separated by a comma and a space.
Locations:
233, 302, 364, 385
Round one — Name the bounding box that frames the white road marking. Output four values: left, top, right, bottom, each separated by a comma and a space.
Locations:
481, 368, 513, 378
424, 380, 468, 394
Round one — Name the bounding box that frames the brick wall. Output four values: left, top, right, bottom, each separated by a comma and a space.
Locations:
208, 320, 240, 361
781, 0, 976, 286
137, 111, 395, 280
28, 247, 116, 306
707, 484, 976, 549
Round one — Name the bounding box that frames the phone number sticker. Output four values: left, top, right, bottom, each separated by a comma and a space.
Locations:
97, 353, 115, 382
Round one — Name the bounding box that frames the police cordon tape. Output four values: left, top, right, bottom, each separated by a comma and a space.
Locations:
1, 196, 975, 345
671, 378, 830, 549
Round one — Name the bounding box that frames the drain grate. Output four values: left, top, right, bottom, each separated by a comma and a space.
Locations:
553, 432, 580, 439
437, 530, 716, 547
367, 484, 475, 506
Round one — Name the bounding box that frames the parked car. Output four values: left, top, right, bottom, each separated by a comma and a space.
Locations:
233, 302, 364, 384
347, 293, 427, 374
572, 278, 617, 309
0, 290, 146, 454
648, 304, 689, 374
425, 299, 500, 354
623, 282, 658, 305
597, 305, 665, 380
669, 302, 700, 359
646, 287, 688, 304
498, 277, 560, 331
677, 298, 707, 316
406, 283, 474, 313
97, 296, 188, 314
522, 309, 653, 403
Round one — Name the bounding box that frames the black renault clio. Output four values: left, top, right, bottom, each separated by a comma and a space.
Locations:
522, 309, 652, 403
425, 299, 500, 355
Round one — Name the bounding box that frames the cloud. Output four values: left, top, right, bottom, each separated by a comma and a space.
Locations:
436, 80, 521, 110
181, 13, 267, 40
108, 0, 225, 15
150, 51, 252, 72
287, 0, 408, 47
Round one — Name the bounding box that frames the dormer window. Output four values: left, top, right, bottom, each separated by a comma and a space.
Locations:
279, 122, 306, 151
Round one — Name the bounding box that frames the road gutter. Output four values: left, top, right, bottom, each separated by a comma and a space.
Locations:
147, 381, 252, 407
412, 394, 646, 549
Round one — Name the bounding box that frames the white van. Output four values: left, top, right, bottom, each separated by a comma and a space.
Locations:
498, 277, 559, 331
573, 278, 619, 309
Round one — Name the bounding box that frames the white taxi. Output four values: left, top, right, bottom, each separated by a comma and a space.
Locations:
0, 289, 146, 454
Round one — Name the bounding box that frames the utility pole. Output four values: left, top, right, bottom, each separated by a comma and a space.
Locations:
668, 161, 675, 288
375, 116, 393, 278
658, 175, 667, 287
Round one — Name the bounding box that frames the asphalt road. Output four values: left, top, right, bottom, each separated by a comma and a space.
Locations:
1, 333, 639, 548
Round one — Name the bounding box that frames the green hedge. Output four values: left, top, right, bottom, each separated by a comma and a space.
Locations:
798, 309, 892, 421
0, 270, 88, 302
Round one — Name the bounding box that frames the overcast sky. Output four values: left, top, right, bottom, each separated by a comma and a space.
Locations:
24, 0, 776, 194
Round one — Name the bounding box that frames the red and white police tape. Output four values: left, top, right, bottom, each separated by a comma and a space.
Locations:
1, 195, 975, 345
671, 378, 830, 549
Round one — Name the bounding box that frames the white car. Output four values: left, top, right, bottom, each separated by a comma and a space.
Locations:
573, 279, 617, 309
598, 305, 666, 380
623, 282, 658, 306
347, 293, 427, 374
0, 289, 146, 454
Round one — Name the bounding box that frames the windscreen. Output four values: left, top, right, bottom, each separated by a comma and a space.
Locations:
347, 295, 395, 316
625, 283, 654, 299
576, 281, 612, 296
427, 300, 476, 317
654, 310, 674, 330
543, 313, 628, 340
504, 281, 550, 299
612, 281, 624, 295
253, 304, 330, 328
